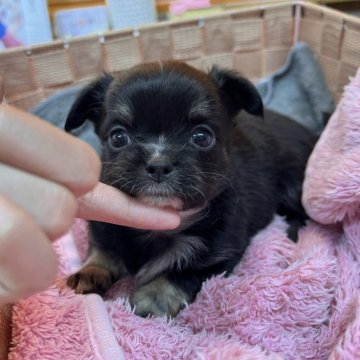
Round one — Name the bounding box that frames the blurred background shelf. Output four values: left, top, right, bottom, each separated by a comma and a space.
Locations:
46, 0, 360, 17
48, 0, 104, 15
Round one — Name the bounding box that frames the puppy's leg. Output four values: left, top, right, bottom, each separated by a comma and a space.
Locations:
67, 246, 126, 295
130, 275, 193, 318
131, 272, 205, 318
131, 259, 237, 318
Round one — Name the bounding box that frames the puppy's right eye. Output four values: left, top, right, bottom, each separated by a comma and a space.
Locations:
109, 128, 130, 148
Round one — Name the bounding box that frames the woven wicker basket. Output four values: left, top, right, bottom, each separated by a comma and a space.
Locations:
0, 1, 359, 359
1, 0, 359, 112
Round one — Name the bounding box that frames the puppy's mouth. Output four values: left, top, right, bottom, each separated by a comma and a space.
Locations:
139, 194, 183, 210
137, 184, 184, 210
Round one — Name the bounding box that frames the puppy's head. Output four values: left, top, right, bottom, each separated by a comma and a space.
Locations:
65, 61, 262, 210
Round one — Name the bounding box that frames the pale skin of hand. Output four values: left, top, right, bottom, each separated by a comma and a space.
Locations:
0, 82, 180, 303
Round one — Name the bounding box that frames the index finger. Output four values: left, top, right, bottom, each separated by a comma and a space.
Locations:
0, 104, 100, 196
77, 182, 181, 230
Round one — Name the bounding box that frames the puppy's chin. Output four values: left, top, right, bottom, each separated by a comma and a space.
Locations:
139, 195, 184, 210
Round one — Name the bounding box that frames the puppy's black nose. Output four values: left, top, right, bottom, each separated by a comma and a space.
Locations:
146, 160, 174, 183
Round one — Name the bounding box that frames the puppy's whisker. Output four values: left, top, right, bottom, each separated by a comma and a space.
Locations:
196, 171, 234, 189
108, 175, 138, 188
131, 183, 139, 195
197, 171, 231, 181
189, 185, 208, 207
102, 161, 120, 166
109, 179, 127, 187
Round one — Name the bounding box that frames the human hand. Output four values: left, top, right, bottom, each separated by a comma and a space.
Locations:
0, 90, 180, 303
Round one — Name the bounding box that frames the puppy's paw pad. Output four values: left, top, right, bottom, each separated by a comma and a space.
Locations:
67, 265, 112, 295
130, 277, 188, 318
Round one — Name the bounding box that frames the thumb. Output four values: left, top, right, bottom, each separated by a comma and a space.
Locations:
0, 195, 57, 303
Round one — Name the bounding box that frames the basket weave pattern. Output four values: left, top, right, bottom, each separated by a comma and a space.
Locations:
1, 2, 359, 111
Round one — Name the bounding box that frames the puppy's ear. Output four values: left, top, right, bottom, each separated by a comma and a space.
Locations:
209, 66, 263, 118
65, 74, 113, 133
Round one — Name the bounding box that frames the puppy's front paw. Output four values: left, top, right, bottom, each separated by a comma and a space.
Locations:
67, 265, 113, 295
130, 276, 188, 318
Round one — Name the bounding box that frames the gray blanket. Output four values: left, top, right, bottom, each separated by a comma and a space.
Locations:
32, 42, 335, 152
257, 43, 335, 135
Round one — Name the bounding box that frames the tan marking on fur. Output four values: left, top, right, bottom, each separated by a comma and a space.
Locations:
222, 147, 230, 164
113, 103, 133, 125
67, 265, 113, 295
67, 246, 127, 295
189, 99, 211, 118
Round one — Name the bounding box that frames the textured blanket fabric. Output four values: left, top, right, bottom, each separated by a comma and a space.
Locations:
8, 68, 360, 359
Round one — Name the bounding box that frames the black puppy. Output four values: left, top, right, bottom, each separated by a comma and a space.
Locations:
65, 61, 317, 317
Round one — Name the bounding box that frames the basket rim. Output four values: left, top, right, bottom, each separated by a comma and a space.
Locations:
0, 0, 359, 57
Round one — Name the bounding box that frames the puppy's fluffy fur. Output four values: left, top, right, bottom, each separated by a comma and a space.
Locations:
65, 61, 317, 317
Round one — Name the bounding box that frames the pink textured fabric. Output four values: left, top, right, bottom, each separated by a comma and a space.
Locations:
8, 69, 360, 359
303, 69, 360, 225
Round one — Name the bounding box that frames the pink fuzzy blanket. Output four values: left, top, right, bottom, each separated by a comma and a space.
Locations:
9, 69, 360, 360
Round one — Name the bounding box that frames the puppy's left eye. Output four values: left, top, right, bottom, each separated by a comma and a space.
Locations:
109, 128, 130, 148
191, 126, 215, 149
